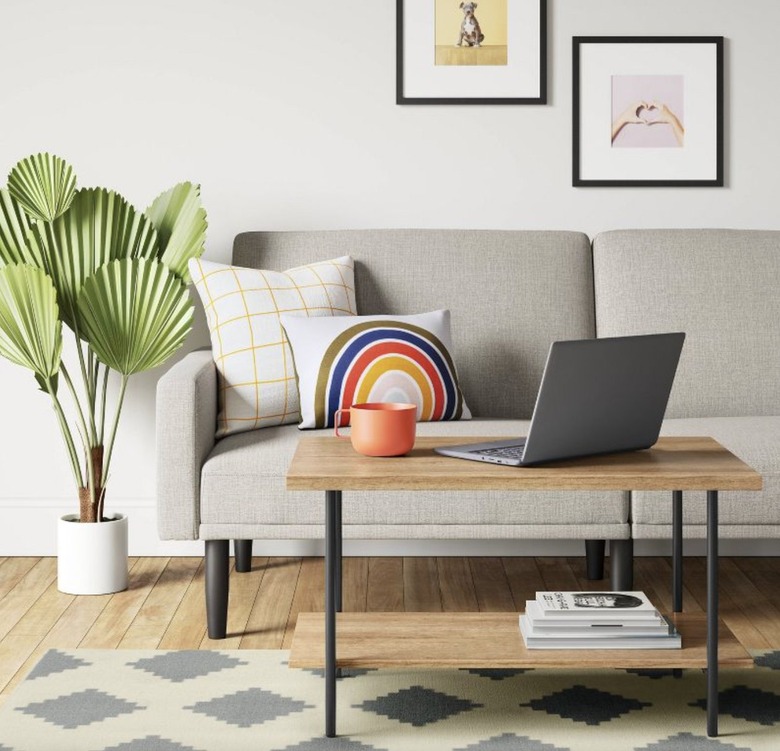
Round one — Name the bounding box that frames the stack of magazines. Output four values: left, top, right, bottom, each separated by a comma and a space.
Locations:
519, 591, 681, 649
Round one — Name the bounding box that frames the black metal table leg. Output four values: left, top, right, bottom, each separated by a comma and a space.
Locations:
672, 490, 683, 613
335, 496, 343, 613
325, 490, 341, 737
707, 490, 719, 737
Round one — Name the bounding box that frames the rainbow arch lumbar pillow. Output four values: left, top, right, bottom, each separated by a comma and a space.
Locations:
280, 310, 471, 429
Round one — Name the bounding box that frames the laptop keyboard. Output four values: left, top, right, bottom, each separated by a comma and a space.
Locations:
472, 443, 526, 460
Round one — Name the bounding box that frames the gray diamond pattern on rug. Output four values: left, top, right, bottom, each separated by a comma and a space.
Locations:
129, 651, 247, 682
356, 685, 482, 727
635, 732, 755, 750
25, 649, 90, 681
16, 688, 142, 729
3, 649, 779, 751
625, 668, 677, 680
454, 732, 570, 751
462, 668, 531, 681
185, 687, 311, 727
281, 738, 385, 751
689, 685, 780, 726
754, 650, 780, 670
521, 684, 650, 725
305, 667, 374, 680
99, 737, 203, 751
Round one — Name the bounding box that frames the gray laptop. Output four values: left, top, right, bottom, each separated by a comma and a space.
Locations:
435, 333, 685, 467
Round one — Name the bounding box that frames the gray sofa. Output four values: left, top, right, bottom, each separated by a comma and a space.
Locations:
157, 229, 779, 638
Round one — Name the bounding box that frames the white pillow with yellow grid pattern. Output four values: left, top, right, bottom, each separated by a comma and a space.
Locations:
189, 256, 357, 438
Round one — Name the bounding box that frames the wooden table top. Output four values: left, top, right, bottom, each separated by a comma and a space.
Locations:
286, 436, 762, 492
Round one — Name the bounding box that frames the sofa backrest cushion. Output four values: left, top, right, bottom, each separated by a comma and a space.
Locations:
234, 230, 595, 419
593, 229, 780, 418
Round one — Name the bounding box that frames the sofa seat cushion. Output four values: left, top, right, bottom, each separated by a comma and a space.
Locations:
199, 419, 628, 534
632, 417, 780, 538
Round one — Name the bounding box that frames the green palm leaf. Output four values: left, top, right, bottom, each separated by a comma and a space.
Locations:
145, 182, 207, 282
0, 188, 32, 267
7, 153, 77, 222
77, 257, 193, 375
26, 188, 159, 331
0, 264, 62, 381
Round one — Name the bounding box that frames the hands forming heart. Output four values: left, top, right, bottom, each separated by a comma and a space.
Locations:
612, 100, 685, 145
635, 102, 663, 125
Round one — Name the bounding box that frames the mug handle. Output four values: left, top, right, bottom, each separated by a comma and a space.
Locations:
334, 408, 350, 439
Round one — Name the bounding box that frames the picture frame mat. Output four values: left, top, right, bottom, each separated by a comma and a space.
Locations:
400, 0, 542, 100
573, 37, 723, 186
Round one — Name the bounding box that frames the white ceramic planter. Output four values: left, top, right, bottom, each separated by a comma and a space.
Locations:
57, 513, 129, 595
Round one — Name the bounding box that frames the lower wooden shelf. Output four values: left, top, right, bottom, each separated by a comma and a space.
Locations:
289, 612, 754, 670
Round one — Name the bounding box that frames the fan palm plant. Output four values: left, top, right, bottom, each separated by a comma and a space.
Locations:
0, 153, 206, 522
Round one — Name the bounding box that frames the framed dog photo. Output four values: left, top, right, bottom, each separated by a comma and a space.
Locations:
396, 0, 547, 105
573, 37, 724, 186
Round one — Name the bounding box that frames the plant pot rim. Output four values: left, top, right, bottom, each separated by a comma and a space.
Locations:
60, 512, 126, 524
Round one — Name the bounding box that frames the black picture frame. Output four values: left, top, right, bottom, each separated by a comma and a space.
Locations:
396, 0, 547, 105
572, 36, 724, 187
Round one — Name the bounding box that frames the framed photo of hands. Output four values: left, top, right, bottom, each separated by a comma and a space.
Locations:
573, 37, 724, 186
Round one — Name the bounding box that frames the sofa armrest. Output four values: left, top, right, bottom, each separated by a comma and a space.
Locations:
156, 349, 217, 540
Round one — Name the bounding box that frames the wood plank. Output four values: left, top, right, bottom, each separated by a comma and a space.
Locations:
238, 557, 301, 649
287, 436, 762, 492
343, 557, 369, 613
0, 557, 40, 602
283, 558, 324, 649
469, 558, 516, 612
80, 557, 167, 648
0, 579, 74, 694
635, 557, 703, 614
158, 559, 208, 650
403, 557, 442, 612
719, 558, 780, 645
118, 558, 200, 649
436, 557, 478, 612
734, 558, 780, 613
685, 557, 771, 650
289, 612, 752, 669
502, 557, 546, 610
367, 557, 404, 613
0, 558, 57, 641
536, 557, 581, 592
4, 588, 112, 696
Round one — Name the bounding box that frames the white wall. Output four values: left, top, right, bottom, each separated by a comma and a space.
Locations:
1, 0, 778, 555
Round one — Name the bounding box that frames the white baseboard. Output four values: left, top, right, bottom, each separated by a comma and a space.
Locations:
2, 500, 780, 557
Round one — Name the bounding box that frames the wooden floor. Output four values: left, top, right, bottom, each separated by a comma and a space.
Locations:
1, 555, 779, 706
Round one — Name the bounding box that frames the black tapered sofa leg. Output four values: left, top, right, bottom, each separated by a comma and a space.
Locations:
585, 540, 606, 580
206, 540, 230, 639
610, 538, 634, 591
234, 539, 253, 573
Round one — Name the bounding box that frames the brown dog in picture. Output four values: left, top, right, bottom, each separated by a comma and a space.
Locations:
456, 2, 485, 47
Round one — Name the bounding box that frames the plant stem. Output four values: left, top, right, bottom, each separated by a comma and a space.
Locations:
102, 375, 129, 488
60, 362, 96, 512
74, 334, 98, 445
98, 363, 109, 445
47, 384, 84, 488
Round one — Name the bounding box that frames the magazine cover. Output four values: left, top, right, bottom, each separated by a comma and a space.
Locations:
536, 591, 656, 613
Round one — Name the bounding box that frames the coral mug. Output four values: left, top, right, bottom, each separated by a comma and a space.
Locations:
334, 403, 417, 457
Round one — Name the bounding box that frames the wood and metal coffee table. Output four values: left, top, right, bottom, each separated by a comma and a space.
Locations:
286, 436, 762, 738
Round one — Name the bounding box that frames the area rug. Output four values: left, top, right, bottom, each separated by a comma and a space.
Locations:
0, 649, 778, 751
